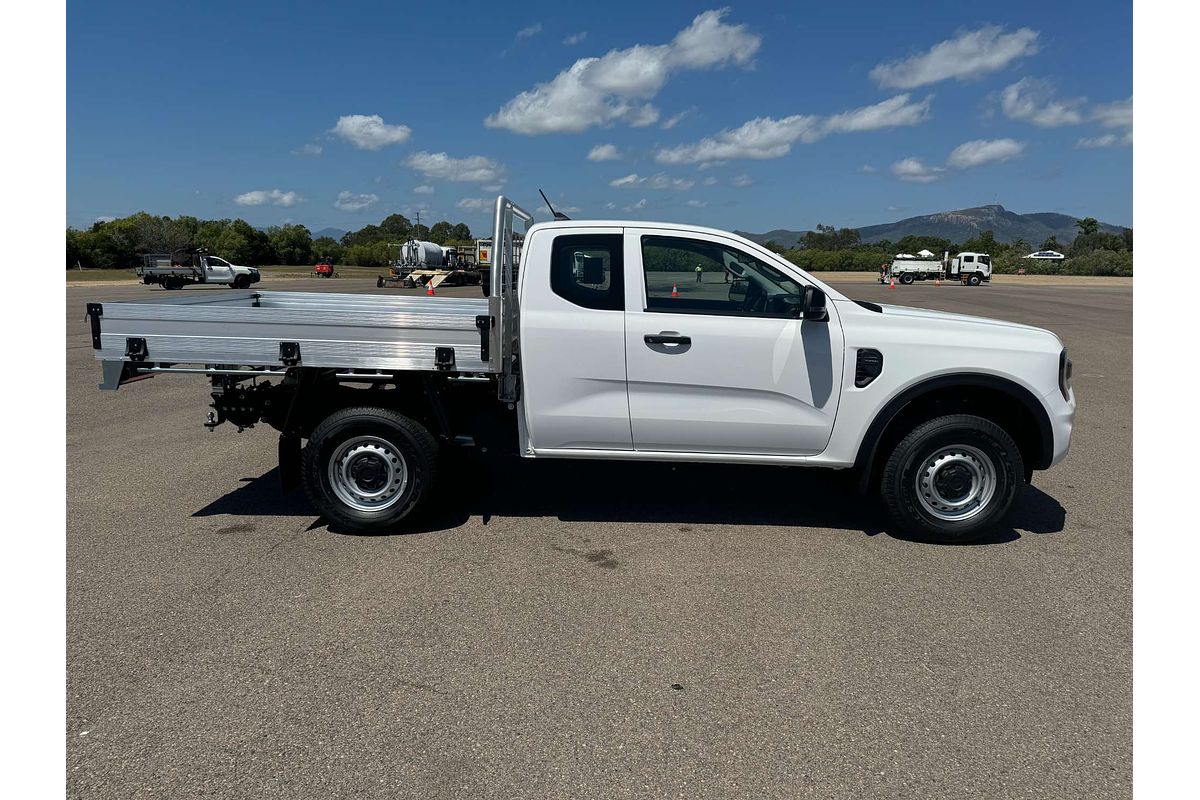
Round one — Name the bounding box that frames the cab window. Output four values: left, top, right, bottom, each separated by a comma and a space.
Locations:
641, 235, 806, 318
550, 234, 623, 311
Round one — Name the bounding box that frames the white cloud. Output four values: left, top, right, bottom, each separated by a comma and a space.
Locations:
604, 202, 617, 210
1073, 98, 1131, 148
890, 158, 945, 183
660, 108, 694, 129
731, 174, 753, 188
234, 189, 304, 207
860, 164, 876, 173
563, 31, 587, 45
820, 93, 933, 135
587, 143, 621, 161
870, 26, 1039, 89
333, 191, 379, 212
946, 138, 1025, 168
654, 94, 931, 165
413, 185, 434, 194
94, 215, 115, 223
456, 198, 489, 211
701, 176, 718, 186
609, 172, 694, 190
890, 138, 1024, 183
624, 198, 648, 211
481, 183, 505, 192
405, 151, 507, 184
291, 143, 323, 156
331, 114, 412, 150
1000, 78, 1085, 127
686, 199, 708, 208
1076, 131, 1133, 149
516, 23, 542, 41
485, 9, 760, 134
1092, 97, 1132, 130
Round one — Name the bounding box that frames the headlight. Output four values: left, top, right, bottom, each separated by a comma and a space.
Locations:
1059, 348, 1073, 400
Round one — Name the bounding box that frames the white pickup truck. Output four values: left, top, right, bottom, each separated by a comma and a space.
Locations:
136, 249, 262, 290
87, 197, 1074, 542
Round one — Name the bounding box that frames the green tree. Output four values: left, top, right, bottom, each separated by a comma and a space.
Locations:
450, 223, 473, 241
1041, 235, 1062, 252
1075, 217, 1100, 237
311, 237, 344, 264
268, 224, 313, 265
962, 230, 998, 254
428, 221, 453, 244
802, 224, 860, 250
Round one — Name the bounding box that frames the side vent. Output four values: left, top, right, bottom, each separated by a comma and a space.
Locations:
855, 348, 883, 388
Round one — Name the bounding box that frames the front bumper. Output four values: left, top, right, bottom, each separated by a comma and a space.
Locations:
1043, 385, 1076, 468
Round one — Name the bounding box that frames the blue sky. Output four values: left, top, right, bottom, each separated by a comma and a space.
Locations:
67, 1, 1132, 235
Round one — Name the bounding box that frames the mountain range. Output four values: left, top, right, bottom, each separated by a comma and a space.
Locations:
312, 227, 348, 241
736, 205, 1127, 249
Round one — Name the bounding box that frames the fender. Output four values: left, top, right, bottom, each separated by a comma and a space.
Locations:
853, 372, 1054, 491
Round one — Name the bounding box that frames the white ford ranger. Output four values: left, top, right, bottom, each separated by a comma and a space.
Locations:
87, 197, 1074, 542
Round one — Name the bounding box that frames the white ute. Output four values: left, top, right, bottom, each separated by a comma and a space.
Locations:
87, 197, 1074, 542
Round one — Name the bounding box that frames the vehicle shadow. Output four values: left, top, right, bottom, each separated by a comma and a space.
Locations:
193, 453, 1066, 545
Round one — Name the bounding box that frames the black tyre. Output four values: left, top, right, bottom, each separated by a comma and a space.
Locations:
164, 277, 182, 290
302, 407, 439, 532
968, 273, 982, 286
899, 272, 915, 285
880, 414, 1024, 543
376, 277, 385, 288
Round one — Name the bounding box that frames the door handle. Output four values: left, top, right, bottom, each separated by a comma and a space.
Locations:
644, 333, 691, 345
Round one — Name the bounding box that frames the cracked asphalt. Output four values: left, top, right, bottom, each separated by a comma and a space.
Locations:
67, 276, 1131, 799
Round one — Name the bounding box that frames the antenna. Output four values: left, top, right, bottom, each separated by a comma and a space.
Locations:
539, 189, 571, 221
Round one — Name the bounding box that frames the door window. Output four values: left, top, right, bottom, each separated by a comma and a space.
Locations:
550, 234, 623, 311
641, 235, 805, 318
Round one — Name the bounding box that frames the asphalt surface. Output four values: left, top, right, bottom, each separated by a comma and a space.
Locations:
67, 276, 1131, 799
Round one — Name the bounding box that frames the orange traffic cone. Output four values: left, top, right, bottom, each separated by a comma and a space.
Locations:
935, 273, 941, 286
426, 280, 435, 296
889, 276, 896, 289
671, 282, 679, 298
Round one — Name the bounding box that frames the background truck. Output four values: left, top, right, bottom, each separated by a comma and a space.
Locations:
136, 249, 261, 290
881, 252, 993, 285
87, 197, 1073, 543
377, 239, 481, 289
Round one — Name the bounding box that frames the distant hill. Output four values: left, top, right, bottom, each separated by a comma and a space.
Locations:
312, 227, 348, 241
737, 205, 1127, 248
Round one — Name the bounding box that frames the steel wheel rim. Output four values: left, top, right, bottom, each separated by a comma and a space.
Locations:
915, 444, 996, 522
327, 435, 408, 513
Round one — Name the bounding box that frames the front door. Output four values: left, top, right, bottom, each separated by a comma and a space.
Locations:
202, 255, 235, 282
623, 230, 843, 456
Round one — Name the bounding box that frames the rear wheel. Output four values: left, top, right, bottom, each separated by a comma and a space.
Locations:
302, 407, 438, 532
881, 414, 1024, 543
164, 277, 182, 290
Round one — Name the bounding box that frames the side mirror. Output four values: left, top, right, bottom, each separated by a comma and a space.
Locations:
802, 286, 827, 321
728, 279, 747, 301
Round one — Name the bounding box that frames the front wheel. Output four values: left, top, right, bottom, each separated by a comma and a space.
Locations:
899, 273, 915, 285
967, 273, 982, 286
302, 407, 438, 532
880, 414, 1024, 543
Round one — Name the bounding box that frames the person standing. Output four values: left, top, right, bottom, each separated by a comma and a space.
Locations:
695, 264, 703, 283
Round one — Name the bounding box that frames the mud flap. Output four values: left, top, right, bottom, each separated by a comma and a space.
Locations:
278, 433, 302, 492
